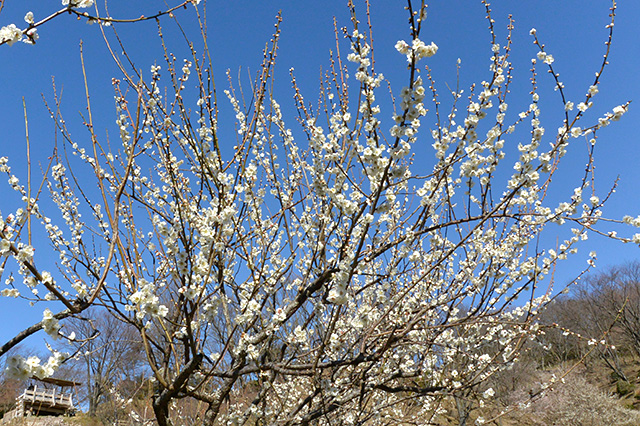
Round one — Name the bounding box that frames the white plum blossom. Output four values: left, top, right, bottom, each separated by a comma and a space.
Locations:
1, 288, 19, 297
15, 244, 34, 262
42, 308, 61, 338
327, 284, 348, 305
0, 24, 23, 46
394, 40, 410, 55
62, 0, 94, 8
23, 28, 39, 44
0, 239, 10, 256
482, 388, 495, 398
4, 352, 64, 380
611, 104, 628, 121
129, 279, 169, 319
396, 38, 438, 62
412, 38, 438, 60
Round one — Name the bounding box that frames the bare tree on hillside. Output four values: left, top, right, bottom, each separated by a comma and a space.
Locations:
62, 310, 146, 417
578, 262, 640, 358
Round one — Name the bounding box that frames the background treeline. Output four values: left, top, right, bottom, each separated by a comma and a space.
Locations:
536, 260, 640, 374
3, 261, 640, 425
486, 260, 640, 426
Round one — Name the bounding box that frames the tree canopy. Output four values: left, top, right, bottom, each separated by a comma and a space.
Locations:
0, 1, 637, 425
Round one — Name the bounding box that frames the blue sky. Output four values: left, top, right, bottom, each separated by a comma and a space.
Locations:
0, 0, 639, 353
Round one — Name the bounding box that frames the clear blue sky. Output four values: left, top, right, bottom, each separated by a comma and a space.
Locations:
1, 0, 639, 353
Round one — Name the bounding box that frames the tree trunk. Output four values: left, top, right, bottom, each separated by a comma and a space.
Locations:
153, 397, 172, 426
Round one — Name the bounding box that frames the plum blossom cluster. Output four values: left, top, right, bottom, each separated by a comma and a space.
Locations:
61, 0, 94, 7
390, 76, 427, 145
127, 279, 169, 320
4, 352, 64, 381
42, 308, 61, 339
395, 38, 438, 62
0, 24, 23, 46
0, 1, 632, 425
0, 10, 39, 45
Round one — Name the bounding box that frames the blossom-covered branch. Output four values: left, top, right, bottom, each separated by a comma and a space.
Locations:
0, 0, 199, 46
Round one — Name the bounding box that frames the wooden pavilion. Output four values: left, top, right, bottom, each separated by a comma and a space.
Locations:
2, 377, 81, 421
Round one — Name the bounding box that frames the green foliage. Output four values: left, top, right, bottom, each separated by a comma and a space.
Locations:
616, 379, 634, 396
